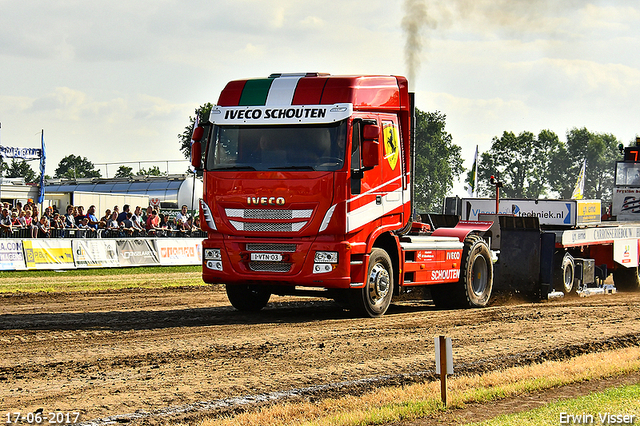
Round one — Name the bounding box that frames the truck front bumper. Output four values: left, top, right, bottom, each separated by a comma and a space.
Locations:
201, 237, 354, 289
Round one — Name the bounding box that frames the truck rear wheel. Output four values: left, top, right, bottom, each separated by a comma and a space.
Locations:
226, 284, 271, 311
432, 235, 493, 309
460, 235, 493, 307
349, 248, 394, 318
613, 266, 640, 291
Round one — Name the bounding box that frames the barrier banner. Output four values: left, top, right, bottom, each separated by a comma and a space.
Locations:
0, 239, 27, 270
116, 239, 159, 266
155, 238, 202, 266
72, 239, 119, 268
23, 239, 74, 270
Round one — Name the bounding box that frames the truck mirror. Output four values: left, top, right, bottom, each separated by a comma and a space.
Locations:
362, 123, 380, 141
191, 141, 202, 170
361, 124, 380, 169
191, 126, 204, 142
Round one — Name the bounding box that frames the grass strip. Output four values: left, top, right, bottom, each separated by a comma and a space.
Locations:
468, 383, 640, 426
0, 266, 206, 293
196, 347, 640, 426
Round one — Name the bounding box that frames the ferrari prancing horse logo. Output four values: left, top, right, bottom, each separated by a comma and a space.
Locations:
383, 122, 399, 170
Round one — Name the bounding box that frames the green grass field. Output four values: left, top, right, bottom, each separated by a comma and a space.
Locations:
468, 383, 640, 426
0, 265, 206, 293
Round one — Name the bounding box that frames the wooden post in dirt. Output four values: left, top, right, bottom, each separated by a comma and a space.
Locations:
435, 335, 453, 406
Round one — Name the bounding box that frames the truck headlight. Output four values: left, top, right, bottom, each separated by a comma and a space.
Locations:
205, 248, 222, 260
314, 251, 338, 263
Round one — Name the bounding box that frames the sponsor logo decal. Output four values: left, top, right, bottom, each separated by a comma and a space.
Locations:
431, 269, 461, 281
446, 251, 461, 260
247, 196, 286, 206
224, 107, 327, 120
383, 122, 399, 171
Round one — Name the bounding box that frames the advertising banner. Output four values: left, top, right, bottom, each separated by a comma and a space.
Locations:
0, 239, 27, 270
23, 239, 74, 270
612, 187, 640, 221
116, 239, 159, 266
461, 198, 576, 226
613, 239, 639, 268
156, 238, 203, 266
72, 239, 119, 268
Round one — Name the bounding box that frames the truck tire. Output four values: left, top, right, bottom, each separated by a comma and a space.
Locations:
226, 284, 271, 311
349, 248, 394, 318
554, 253, 576, 295
459, 235, 493, 307
613, 266, 640, 291
430, 235, 493, 309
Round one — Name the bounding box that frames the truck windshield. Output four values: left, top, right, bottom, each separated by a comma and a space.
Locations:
615, 162, 640, 186
206, 120, 347, 172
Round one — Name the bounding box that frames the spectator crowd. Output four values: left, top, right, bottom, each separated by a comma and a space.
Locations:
0, 201, 203, 239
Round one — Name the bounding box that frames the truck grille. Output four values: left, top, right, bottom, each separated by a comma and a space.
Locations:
225, 208, 312, 233
248, 262, 292, 272
225, 209, 312, 220
246, 243, 297, 252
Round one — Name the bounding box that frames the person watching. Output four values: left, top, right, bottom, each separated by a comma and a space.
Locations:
117, 204, 130, 224
0, 208, 12, 234
37, 215, 51, 238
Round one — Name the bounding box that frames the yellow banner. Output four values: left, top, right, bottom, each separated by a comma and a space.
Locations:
23, 240, 74, 270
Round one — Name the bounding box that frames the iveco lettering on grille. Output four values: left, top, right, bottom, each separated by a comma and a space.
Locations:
247, 197, 286, 206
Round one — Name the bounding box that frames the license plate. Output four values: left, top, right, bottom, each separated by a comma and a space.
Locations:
250, 253, 283, 262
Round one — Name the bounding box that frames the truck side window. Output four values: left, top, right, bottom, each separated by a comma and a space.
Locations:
351, 121, 361, 171
350, 121, 362, 195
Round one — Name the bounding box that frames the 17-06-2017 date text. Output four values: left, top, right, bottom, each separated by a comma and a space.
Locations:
5, 412, 80, 424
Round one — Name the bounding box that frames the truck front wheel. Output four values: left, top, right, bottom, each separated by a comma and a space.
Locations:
349, 248, 394, 318
226, 284, 271, 311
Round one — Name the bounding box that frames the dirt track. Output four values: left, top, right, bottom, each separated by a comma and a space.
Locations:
1, 285, 640, 424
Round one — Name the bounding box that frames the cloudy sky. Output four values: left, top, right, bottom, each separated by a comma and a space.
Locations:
1, 0, 639, 194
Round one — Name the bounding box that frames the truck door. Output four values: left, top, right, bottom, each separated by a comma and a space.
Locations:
379, 114, 405, 219
347, 114, 404, 233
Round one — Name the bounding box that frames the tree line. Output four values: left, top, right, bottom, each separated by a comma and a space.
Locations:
470, 128, 622, 204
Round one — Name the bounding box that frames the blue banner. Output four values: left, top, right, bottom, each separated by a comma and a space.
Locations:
0, 146, 43, 160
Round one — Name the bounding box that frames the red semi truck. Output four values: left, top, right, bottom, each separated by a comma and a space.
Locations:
189, 72, 494, 317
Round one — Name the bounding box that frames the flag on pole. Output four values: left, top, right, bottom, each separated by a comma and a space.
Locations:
467, 145, 479, 197
38, 130, 46, 204
571, 159, 586, 200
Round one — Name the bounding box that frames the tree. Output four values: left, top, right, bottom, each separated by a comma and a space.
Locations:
476, 130, 559, 198
178, 103, 213, 159
54, 155, 101, 179
563, 127, 620, 203
4, 159, 37, 183
413, 109, 464, 213
136, 166, 165, 176
114, 165, 134, 178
